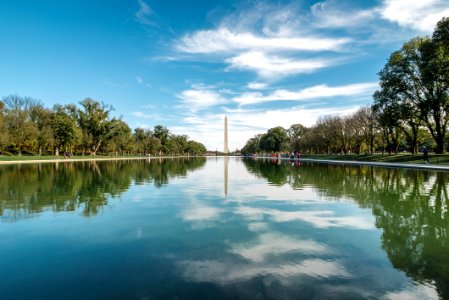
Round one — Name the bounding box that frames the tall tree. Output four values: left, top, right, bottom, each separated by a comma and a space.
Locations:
153, 125, 169, 146
0, 101, 8, 153
287, 124, 307, 152
167, 134, 188, 155
30, 105, 54, 155
134, 128, 151, 155
375, 18, 449, 153
351, 107, 378, 154
106, 120, 132, 155
78, 98, 116, 155
374, 103, 405, 154
133, 128, 162, 155
153, 125, 170, 155
185, 140, 206, 155
314, 116, 342, 154
2, 95, 40, 155
259, 126, 287, 152
52, 104, 78, 156
241, 134, 263, 155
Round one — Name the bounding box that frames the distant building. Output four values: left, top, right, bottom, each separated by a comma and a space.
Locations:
224, 116, 229, 154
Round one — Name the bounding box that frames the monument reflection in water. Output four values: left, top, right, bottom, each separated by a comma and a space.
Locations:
0, 157, 447, 299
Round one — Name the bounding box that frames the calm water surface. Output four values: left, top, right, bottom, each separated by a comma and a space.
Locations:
0, 157, 448, 299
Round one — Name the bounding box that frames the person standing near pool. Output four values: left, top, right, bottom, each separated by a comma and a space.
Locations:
423, 147, 429, 164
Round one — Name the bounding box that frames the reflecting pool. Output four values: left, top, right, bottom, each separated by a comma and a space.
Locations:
0, 157, 447, 299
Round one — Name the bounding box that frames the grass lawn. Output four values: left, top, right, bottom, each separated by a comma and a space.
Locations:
301, 153, 449, 165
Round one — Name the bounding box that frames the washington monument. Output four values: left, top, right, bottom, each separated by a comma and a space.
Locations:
224, 116, 229, 154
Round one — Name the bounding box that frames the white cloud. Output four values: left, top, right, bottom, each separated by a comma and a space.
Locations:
379, 0, 449, 32
310, 0, 449, 33
229, 107, 323, 130
310, 1, 377, 29
172, 3, 352, 80
176, 27, 350, 54
177, 87, 228, 112
132, 111, 162, 120
247, 82, 268, 90
135, 0, 154, 25
103, 79, 129, 88
134, 122, 152, 129
216, 2, 303, 38
170, 116, 227, 151
135, 76, 151, 88
167, 0, 449, 84
227, 51, 334, 78
233, 82, 378, 106
140, 103, 157, 109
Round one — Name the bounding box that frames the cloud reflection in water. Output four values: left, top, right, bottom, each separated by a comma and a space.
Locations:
235, 206, 375, 229
229, 232, 328, 262
179, 258, 350, 285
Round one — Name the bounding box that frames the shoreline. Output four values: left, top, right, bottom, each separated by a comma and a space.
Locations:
253, 156, 449, 172
1, 155, 449, 171
0, 155, 200, 165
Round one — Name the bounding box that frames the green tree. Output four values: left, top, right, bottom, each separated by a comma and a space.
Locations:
106, 119, 133, 155
167, 134, 188, 155
354, 107, 379, 154
78, 98, 117, 155
153, 125, 169, 145
153, 125, 170, 155
0, 101, 8, 153
374, 102, 405, 154
287, 124, 307, 152
133, 128, 160, 155
133, 128, 149, 155
185, 140, 206, 155
2, 95, 40, 155
52, 104, 79, 156
30, 105, 54, 155
259, 126, 288, 152
374, 82, 424, 154
375, 18, 449, 153
241, 134, 263, 155
314, 116, 340, 154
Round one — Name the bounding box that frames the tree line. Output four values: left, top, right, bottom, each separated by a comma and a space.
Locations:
242, 17, 449, 155
0, 96, 206, 156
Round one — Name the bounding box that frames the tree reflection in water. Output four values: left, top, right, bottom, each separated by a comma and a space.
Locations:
0, 158, 206, 220
243, 158, 449, 299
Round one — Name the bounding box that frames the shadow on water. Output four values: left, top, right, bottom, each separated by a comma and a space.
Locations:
0, 157, 206, 220
243, 158, 449, 299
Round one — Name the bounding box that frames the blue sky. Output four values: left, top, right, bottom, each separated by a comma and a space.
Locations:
1, 0, 449, 150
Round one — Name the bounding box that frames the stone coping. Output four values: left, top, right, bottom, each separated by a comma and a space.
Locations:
0, 156, 197, 165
